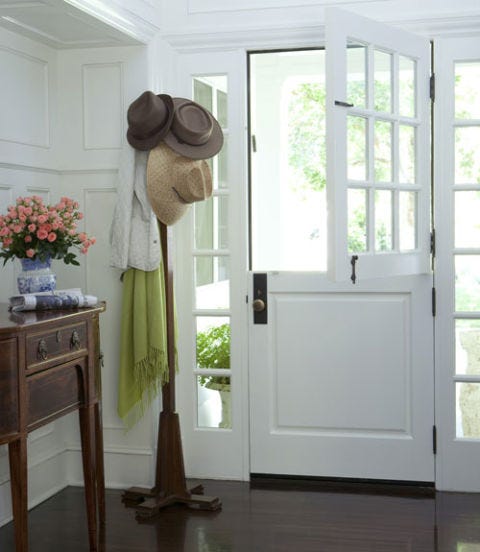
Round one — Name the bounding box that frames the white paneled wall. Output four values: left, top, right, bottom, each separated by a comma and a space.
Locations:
0, 25, 162, 527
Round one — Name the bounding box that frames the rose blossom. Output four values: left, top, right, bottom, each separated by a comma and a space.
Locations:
47, 232, 57, 242
26, 249, 35, 258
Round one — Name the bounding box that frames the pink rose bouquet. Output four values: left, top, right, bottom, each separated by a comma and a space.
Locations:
0, 196, 96, 265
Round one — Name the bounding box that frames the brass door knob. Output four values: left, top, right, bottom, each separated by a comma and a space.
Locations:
252, 299, 266, 312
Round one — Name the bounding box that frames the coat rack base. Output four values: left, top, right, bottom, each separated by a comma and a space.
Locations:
122, 485, 222, 519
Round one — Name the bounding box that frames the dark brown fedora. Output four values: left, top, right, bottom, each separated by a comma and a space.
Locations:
126, 91, 174, 151
163, 98, 223, 160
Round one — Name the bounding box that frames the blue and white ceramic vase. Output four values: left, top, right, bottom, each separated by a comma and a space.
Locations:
17, 256, 57, 294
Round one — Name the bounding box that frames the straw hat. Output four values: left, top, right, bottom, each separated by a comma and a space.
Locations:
146, 143, 213, 226
126, 91, 174, 151
163, 98, 223, 160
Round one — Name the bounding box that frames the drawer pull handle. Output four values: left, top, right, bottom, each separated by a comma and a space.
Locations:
71, 330, 81, 350
38, 339, 48, 360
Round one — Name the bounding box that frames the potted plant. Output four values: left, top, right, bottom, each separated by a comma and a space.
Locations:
196, 323, 231, 428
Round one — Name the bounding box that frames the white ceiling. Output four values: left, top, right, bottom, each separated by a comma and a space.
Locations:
0, 0, 146, 48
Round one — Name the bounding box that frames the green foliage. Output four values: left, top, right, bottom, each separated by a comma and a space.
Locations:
288, 82, 326, 194
196, 323, 230, 387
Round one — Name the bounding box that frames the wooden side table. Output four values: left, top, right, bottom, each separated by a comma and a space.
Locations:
0, 303, 106, 552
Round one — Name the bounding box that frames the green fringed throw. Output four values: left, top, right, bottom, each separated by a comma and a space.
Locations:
117, 266, 169, 429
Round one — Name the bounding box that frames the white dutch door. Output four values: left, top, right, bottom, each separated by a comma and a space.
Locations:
248, 9, 434, 481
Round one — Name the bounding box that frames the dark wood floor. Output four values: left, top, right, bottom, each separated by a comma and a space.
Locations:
1, 480, 480, 551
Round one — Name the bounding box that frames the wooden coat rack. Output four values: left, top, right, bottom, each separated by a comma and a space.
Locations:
122, 223, 221, 519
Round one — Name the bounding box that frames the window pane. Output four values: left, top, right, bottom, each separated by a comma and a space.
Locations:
456, 382, 480, 439
399, 56, 416, 118
374, 50, 392, 113
196, 316, 230, 367
217, 89, 228, 128
348, 116, 367, 181
455, 127, 480, 184
193, 80, 213, 112
455, 62, 480, 120
455, 191, 480, 248
217, 136, 228, 189
195, 256, 230, 309
348, 188, 367, 253
399, 125, 416, 184
375, 190, 393, 251
197, 375, 231, 429
194, 196, 229, 250
455, 319, 480, 376
194, 199, 213, 249
374, 120, 393, 182
455, 256, 480, 312
347, 42, 366, 109
399, 191, 416, 250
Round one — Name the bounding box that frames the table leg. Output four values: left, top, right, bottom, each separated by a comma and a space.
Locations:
8, 437, 28, 552
79, 404, 98, 551
94, 402, 106, 525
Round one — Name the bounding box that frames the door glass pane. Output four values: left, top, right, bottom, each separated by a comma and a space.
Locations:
455, 319, 480, 376
375, 190, 393, 251
348, 188, 367, 253
399, 56, 416, 118
455, 61, 480, 119
348, 116, 367, 181
250, 49, 327, 271
374, 50, 392, 113
455, 127, 480, 184
347, 42, 366, 109
197, 375, 231, 429
399, 125, 416, 184
374, 120, 393, 182
455, 191, 480, 248
456, 382, 480, 439
455, 256, 480, 312
399, 191, 416, 250
195, 256, 230, 309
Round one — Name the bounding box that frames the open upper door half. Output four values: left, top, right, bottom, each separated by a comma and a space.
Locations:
326, 8, 431, 282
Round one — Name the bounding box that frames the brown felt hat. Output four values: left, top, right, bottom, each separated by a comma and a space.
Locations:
163, 98, 223, 160
146, 143, 213, 226
126, 91, 174, 151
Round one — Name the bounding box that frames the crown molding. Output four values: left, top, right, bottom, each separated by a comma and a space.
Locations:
162, 12, 480, 53
57, 0, 159, 45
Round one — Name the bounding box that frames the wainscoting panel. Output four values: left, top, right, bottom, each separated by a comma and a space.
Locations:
82, 63, 123, 150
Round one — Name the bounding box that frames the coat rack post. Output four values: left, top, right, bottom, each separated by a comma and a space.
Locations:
122, 223, 221, 519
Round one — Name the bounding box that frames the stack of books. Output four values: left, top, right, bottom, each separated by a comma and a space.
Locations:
9, 288, 98, 312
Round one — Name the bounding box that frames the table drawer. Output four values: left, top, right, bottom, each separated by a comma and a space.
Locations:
26, 322, 87, 370
27, 361, 85, 428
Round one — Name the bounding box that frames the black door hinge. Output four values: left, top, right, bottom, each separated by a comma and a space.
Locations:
430, 74, 435, 102
433, 425, 437, 455
432, 287, 436, 317
430, 229, 436, 257
252, 134, 257, 153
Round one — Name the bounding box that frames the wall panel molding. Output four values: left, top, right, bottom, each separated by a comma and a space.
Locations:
82, 62, 124, 151
0, 45, 50, 148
